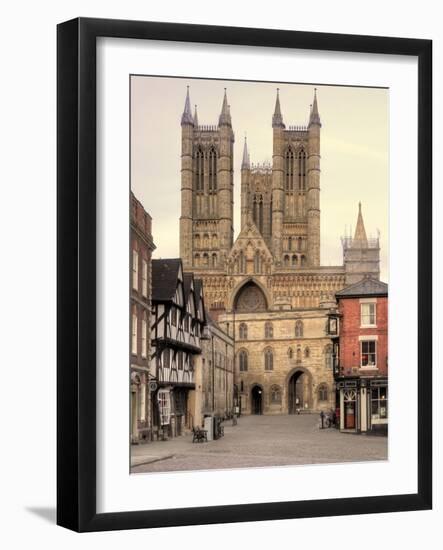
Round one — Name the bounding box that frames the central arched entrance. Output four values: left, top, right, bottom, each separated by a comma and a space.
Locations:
288, 370, 312, 413
251, 385, 263, 415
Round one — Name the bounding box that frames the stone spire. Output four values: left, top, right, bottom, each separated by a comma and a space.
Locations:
272, 88, 285, 128
241, 136, 250, 169
353, 202, 368, 246
193, 104, 199, 127
309, 88, 321, 127
218, 88, 232, 126
181, 86, 194, 125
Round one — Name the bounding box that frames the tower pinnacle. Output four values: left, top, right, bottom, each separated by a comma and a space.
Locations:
353, 202, 368, 246
272, 88, 285, 128
218, 88, 232, 126
181, 86, 193, 125
242, 136, 250, 169
193, 104, 199, 127
309, 88, 321, 127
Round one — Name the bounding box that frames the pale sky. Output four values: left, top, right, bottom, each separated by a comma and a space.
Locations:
131, 76, 389, 282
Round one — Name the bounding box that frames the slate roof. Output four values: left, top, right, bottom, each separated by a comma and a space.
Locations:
183, 272, 194, 302
335, 276, 388, 298
151, 258, 182, 302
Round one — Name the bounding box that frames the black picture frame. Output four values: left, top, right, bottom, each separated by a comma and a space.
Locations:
57, 17, 432, 532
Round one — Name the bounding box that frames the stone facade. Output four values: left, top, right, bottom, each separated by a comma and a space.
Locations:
130, 192, 156, 443
178, 87, 383, 415
198, 316, 235, 422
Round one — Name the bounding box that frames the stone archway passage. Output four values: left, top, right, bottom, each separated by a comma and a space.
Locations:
251, 385, 263, 415
288, 371, 312, 414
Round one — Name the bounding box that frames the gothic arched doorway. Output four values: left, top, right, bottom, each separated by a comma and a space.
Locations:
251, 385, 263, 415
288, 370, 312, 414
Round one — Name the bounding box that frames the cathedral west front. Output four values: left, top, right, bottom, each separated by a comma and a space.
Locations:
179, 85, 381, 416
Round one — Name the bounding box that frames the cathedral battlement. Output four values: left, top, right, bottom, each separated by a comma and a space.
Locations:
250, 162, 272, 173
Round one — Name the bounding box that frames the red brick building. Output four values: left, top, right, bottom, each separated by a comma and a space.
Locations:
332, 276, 388, 434
130, 192, 156, 443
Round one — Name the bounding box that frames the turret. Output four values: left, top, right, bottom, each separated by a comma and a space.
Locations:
342, 203, 380, 284
307, 88, 321, 266
217, 89, 234, 264
271, 89, 285, 263
180, 86, 194, 268
241, 136, 250, 229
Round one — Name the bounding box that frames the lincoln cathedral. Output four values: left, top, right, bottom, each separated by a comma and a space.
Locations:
178, 86, 381, 416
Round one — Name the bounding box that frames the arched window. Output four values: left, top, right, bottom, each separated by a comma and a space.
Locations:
238, 350, 248, 372
284, 254, 290, 267
211, 253, 217, 268
264, 348, 274, 370
301, 254, 307, 267
288, 347, 294, 359
298, 237, 303, 251
265, 322, 273, 339
203, 233, 209, 248
285, 147, 295, 191
208, 147, 217, 193
212, 234, 218, 247
298, 149, 306, 190
270, 385, 282, 404
239, 250, 246, 274
325, 344, 333, 369
295, 320, 304, 338
194, 253, 200, 266
253, 194, 264, 233
304, 347, 310, 359
296, 347, 302, 361
194, 234, 200, 248
239, 323, 248, 340
195, 147, 204, 192
292, 255, 297, 266
203, 253, 209, 266
254, 250, 262, 274
318, 383, 328, 402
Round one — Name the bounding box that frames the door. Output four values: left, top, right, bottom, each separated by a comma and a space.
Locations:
251, 386, 263, 415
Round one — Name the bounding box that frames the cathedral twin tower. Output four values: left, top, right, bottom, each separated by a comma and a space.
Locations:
179, 86, 321, 273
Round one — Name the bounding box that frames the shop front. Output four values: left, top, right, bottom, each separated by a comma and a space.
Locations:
337, 378, 388, 434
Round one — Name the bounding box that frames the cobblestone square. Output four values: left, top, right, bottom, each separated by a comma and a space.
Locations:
131, 414, 387, 474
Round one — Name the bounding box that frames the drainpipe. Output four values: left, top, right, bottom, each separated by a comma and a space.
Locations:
211, 330, 215, 414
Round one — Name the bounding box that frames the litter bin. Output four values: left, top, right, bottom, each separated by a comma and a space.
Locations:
203, 415, 213, 441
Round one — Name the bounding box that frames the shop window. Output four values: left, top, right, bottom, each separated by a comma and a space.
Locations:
157, 390, 171, 426
371, 387, 388, 420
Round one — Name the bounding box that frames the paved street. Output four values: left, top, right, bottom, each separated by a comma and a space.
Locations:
131, 414, 387, 474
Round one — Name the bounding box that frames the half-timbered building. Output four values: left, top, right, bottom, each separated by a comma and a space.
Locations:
150, 259, 207, 439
